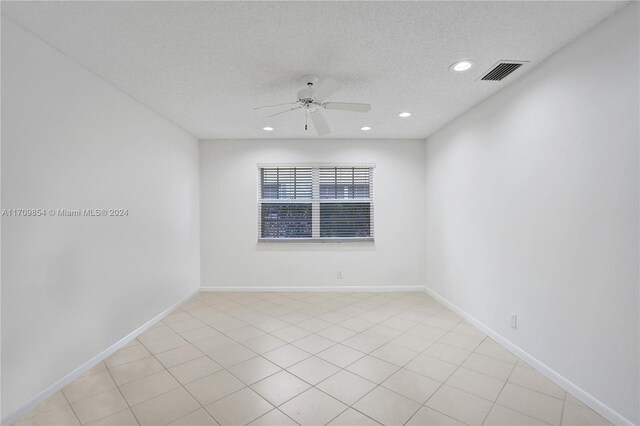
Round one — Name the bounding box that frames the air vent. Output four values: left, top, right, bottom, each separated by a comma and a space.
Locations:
481, 61, 526, 81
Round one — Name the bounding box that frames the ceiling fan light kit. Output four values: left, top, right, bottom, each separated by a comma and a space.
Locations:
254, 75, 372, 136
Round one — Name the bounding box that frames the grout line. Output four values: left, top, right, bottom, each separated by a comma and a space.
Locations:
97, 366, 141, 425
57, 386, 84, 426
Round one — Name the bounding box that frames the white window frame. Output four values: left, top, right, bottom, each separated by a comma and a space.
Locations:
257, 163, 375, 243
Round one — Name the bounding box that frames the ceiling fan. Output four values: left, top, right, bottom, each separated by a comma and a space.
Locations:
254, 75, 371, 136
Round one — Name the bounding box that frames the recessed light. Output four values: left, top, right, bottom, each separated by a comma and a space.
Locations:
360, 126, 372, 131
450, 60, 474, 72
263, 126, 274, 131
398, 112, 412, 118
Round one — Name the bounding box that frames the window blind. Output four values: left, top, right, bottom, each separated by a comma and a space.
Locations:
258, 165, 374, 241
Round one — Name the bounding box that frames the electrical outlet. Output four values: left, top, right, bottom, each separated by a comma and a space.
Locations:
337, 270, 343, 279
510, 313, 517, 329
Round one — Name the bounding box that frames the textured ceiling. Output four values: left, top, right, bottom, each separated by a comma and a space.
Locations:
1, 1, 627, 139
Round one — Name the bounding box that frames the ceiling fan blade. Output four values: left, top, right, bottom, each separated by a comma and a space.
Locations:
312, 77, 341, 101
264, 106, 302, 118
310, 111, 331, 136
253, 101, 298, 110
323, 102, 371, 113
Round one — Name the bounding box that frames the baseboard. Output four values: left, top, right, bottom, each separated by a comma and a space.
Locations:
1, 289, 199, 426
425, 286, 634, 426
201, 285, 425, 292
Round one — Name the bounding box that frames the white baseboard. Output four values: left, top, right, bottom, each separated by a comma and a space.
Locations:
201, 285, 425, 292
425, 286, 634, 426
2, 290, 199, 426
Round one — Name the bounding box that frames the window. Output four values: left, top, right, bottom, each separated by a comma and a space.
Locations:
258, 165, 374, 241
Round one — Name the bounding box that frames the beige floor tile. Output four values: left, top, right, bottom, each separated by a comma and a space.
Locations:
423, 316, 462, 330
168, 408, 218, 425
561, 400, 612, 425
353, 386, 421, 426
179, 326, 220, 343
169, 356, 223, 384
316, 325, 357, 342
169, 318, 206, 334
16, 392, 68, 421
262, 344, 311, 368
71, 388, 129, 424
226, 325, 266, 342
475, 340, 519, 364
251, 370, 310, 406
346, 355, 399, 383
138, 326, 177, 344
210, 318, 248, 333
439, 332, 484, 351
291, 334, 335, 354
451, 322, 487, 339
132, 387, 200, 425
205, 387, 273, 426
564, 393, 587, 407
297, 318, 333, 333
280, 388, 347, 426
405, 406, 464, 425
109, 356, 165, 386
208, 343, 257, 368
227, 356, 281, 385
342, 333, 387, 354
142, 334, 190, 355
89, 409, 138, 425
496, 383, 564, 425
105, 345, 152, 368
381, 368, 441, 404
317, 370, 377, 405
461, 353, 515, 381
381, 317, 419, 332
119, 370, 180, 406
408, 324, 448, 341
424, 342, 472, 365
327, 408, 381, 425
446, 367, 506, 401
316, 344, 366, 368
253, 318, 289, 333
287, 356, 340, 385
391, 333, 434, 353
164, 311, 194, 324
405, 354, 458, 382
484, 404, 549, 425
363, 324, 403, 340
243, 334, 287, 354
80, 362, 108, 378
508, 365, 565, 399
341, 317, 376, 332
62, 370, 117, 403
425, 384, 493, 425
185, 370, 245, 405
370, 343, 418, 366
193, 335, 237, 355
271, 325, 312, 343
16, 405, 80, 426
155, 344, 204, 369
248, 409, 298, 426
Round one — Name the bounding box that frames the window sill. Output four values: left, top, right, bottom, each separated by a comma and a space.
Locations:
258, 237, 374, 244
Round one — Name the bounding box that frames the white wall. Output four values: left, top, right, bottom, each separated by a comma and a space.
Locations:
1, 18, 200, 419
425, 4, 639, 424
200, 139, 425, 290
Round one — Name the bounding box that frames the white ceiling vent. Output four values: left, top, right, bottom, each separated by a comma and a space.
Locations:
480, 61, 527, 81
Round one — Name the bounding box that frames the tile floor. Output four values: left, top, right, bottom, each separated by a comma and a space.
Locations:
16, 292, 612, 426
